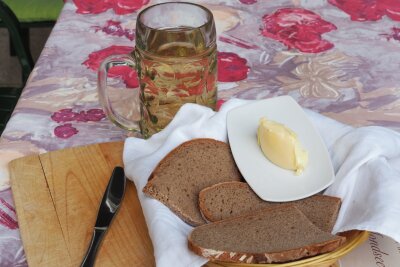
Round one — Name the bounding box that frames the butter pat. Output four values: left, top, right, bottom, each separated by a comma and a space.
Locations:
257, 117, 308, 175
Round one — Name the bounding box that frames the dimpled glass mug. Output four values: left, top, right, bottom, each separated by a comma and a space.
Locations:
98, 2, 217, 138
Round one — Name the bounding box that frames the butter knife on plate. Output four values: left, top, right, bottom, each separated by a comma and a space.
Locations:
81, 166, 126, 267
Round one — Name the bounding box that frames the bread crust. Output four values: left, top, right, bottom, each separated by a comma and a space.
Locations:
188, 235, 345, 264
188, 205, 346, 264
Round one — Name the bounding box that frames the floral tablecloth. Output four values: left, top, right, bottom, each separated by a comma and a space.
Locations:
1, 0, 400, 265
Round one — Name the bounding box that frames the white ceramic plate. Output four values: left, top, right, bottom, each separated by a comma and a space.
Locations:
227, 96, 334, 202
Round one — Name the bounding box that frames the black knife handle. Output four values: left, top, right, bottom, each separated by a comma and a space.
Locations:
81, 228, 107, 267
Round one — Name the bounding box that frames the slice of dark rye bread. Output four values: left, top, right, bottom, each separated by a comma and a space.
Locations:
199, 181, 341, 232
188, 205, 346, 264
142, 138, 243, 226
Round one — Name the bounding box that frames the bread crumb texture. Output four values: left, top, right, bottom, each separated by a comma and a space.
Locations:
143, 139, 242, 226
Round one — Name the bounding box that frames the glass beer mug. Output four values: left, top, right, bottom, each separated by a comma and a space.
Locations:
98, 2, 217, 138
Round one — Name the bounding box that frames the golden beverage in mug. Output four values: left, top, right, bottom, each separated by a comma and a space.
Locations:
98, 3, 217, 138
134, 28, 217, 136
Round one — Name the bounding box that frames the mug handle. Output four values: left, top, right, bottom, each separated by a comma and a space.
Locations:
98, 54, 141, 133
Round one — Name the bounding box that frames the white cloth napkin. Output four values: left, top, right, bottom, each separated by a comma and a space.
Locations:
123, 99, 400, 267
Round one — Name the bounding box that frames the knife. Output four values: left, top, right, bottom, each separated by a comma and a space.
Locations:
80, 166, 126, 267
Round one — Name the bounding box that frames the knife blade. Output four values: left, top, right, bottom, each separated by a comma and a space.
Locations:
81, 166, 126, 267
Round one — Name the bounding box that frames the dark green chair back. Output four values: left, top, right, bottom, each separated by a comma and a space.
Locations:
0, 1, 34, 134
0, 1, 34, 82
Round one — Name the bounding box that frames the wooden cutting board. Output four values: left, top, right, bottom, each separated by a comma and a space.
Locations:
9, 141, 155, 267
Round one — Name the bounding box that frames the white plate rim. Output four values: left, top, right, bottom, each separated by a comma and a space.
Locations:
226, 96, 335, 202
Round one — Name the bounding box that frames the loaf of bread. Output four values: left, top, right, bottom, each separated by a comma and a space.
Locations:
143, 139, 243, 226
199, 181, 341, 232
188, 205, 346, 264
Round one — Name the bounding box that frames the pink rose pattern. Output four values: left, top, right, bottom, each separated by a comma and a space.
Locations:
216, 99, 226, 111
73, 0, 108, 14
52, 109, 106, 138
73, 0, 149, 15
93, 20, 135, 40
52, 108, 106, 123
218, 52, 250, 82
0, 198, 18, 230
83, 45, 133, 70
83, 45, 138, 88
112, 0, 149, 14
108, 65, 139, 88
219, 36, 259, 49
329, 0, 400, 21
54, 124, 79, 139
381, 27, 400, 41
261, 8, 337, 53
239, 0, 257, 4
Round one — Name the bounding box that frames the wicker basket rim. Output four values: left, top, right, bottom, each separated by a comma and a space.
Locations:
210, 230, 369, 267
